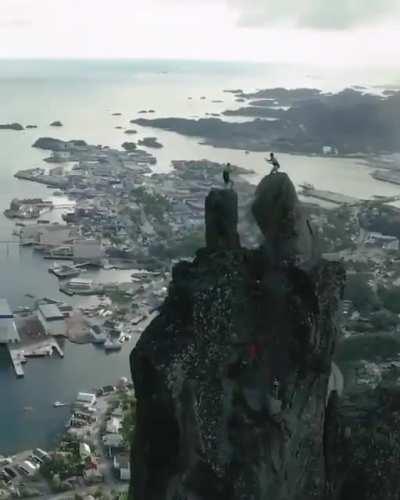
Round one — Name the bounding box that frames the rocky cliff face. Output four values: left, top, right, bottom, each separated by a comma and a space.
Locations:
130, 172, 346, 500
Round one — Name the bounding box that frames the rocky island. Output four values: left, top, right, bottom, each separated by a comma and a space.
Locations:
0, 122, 24, 131
138, 137, 163, 149
50, 120, 63, 127
121, 141, 137, 151
132, 87, 400, 156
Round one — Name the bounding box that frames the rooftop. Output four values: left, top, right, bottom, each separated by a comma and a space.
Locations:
38, 303, 64, 321
0, 299, 13, 319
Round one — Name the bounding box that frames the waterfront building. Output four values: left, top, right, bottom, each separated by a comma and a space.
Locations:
76, 392, 97, 407
73, 239, 105, 264
0, 299, 20, 344
37, 303, 66, 337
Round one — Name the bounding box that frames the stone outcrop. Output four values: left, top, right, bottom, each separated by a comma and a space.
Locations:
205, 188, 241, 250
251, 172, 315, 265
130, 173, 345, 500
0, 123, 24, 131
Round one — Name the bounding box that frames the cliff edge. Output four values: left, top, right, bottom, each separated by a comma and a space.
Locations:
130, 172, 345, 500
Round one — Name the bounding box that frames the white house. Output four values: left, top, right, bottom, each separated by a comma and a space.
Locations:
106, 417, 122, 434
113, 453, 131, 481
322, 145, 339, 156
76, 392, 97, 407
102, 433, 124, 449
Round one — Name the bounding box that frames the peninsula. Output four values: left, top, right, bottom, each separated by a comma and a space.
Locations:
132, 87, 400, 156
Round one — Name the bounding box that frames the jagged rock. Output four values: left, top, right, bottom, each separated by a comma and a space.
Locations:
205, 188, 240, 250
130, 246, 345, 499
327, 386, 400, 500
252, 172, 315, 264
0, 123, 24, 131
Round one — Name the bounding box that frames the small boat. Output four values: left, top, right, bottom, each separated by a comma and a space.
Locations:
104, 339, 122, 351
23, 406, 33, 412
53, 401, 68, 408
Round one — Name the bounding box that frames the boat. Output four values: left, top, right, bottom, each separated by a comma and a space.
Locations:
49, 263, 81, 279
53, 401, 68, 408
104, 339, 122, 351
90, 325, 107, 344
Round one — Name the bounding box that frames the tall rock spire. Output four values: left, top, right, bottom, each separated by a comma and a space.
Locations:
130, 173, 345, 500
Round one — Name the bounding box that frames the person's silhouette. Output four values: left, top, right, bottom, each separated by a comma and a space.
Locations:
266, 153, 280, 175
223, 163, 233, 188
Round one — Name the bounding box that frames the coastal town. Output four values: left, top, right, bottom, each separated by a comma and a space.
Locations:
0, 380, 134, 499
2, 130, 400, 498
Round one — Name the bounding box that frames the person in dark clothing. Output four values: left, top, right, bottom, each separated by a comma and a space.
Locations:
223, 163, 233, 188
266, 152, 280, 175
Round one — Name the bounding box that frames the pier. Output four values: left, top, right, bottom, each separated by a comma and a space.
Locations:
8, 338, 64, 377
8, 347, 26, 377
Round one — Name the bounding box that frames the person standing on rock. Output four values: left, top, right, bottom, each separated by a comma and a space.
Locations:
223, 163, 234, 189
266, 152, 280, 175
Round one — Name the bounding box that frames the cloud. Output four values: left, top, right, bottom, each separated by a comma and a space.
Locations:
228, 0, 400, 29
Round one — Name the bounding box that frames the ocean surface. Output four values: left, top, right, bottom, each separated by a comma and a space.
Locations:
0, 59, 400, 455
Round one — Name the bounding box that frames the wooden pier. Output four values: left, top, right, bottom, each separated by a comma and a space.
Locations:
8, 338, 64, 377
8, 347, 26, 377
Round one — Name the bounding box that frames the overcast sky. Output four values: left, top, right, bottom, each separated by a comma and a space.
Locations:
1, 0, 399, 65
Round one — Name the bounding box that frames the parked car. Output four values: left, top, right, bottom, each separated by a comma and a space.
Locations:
3, 466, 18, 479
16, 465, 28, 477
0, 470, 11, 483
30, 456, 42, 467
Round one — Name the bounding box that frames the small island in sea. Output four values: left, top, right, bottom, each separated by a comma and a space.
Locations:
0, 122, 24, 131
138, 137, 163, 149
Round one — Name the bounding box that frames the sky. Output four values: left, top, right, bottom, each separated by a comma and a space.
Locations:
0, 0, 400, 66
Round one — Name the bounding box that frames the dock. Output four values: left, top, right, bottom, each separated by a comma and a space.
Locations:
8, 347, 25, 377
300, 187, 359, 206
